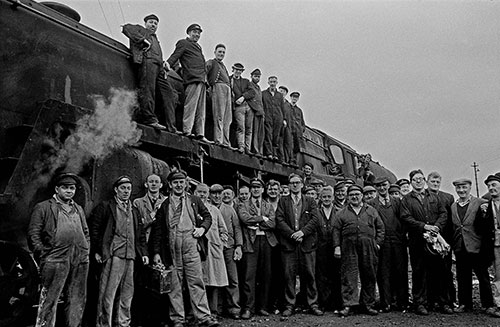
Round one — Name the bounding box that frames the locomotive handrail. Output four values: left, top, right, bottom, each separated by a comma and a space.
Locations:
6, 0, 131, 58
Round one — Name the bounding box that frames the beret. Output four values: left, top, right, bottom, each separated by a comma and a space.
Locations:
374, 176, 389, 185
232, 63, 245, 71
114, 175, 132, 188
363, 185, 377, 193
290, 91, 300, 97
388, 184, 401, 192
209, 184, 224, 192
250, 68, 261, 76
186, 23, 202, 34
334, 181, 346, 190
409, 169, 424, 181
278, 86, 289, 93
55, 172, 78, 186
396, 178, 410, 186
484, 173, 500, 185
167, 170, 187, 182
144, 14, 159, 22
250, 178, 265, 187
452, 178, 472, 186
347, 184, 363, 194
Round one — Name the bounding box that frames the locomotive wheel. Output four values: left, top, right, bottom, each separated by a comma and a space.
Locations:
0, 241, 39, 327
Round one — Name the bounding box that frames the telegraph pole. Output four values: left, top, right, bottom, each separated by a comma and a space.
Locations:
472, 162, 480, 197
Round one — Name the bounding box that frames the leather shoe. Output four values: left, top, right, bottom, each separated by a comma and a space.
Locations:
454, 305, 469, 313
282, 308, 293, 317
415, 305, 429, 316
365, 307, 378, 316
229, 311, 240, 320
441, 305, 454, 314
310, 307, 324, 316
486, 307, 500, 318
198, 317, 219, 327
380, 305, 391, 313
240, 309, 251, 320
338, 307, 350, 317
257, 309, 270, 316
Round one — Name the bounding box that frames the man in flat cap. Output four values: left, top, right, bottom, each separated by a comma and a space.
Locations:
449, 178, 499, 317
333, 184, 385, 317
210, 184, 243, 319
230, 63, 255, 153
290, 91, 305, 164
206, 44, 231, 147
333, 181, 348, 213
151, 171, 219, 327
369, 177, 408, 312
90, 175, 148, 327
28, 173, 89, 327
302, 163, 314, 187
400, 169, 450, 315
122, 14, 176, 131
262, 76, 285, 161
363, 185, 377, 202
276, 174, 323, 317
237, 178, 277, 319
278, 86, 293, 163
247, 69, 265, 155
165, 24, 210, 142
388, 184, 402, 198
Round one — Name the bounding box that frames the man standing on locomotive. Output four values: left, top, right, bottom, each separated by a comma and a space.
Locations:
28, 173, 89, 327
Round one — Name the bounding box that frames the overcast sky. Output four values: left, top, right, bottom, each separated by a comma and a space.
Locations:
63, 0, 500, 195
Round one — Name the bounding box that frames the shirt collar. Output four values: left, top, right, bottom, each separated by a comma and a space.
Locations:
53, 194, 74, 206
114, 195, 130, 207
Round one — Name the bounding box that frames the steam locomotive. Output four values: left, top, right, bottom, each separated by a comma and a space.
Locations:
0, 0, 396, 325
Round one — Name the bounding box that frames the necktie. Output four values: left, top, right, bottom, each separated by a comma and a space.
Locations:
170, 197, 183, 228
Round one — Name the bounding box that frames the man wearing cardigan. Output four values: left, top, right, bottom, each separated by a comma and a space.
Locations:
276, 174, 323, 317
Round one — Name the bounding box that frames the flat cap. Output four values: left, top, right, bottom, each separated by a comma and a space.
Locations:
303, 186, 315, 194
250, 178, 265, 187
396, 178, 410, 186
210, 184, 224, 192
55, 172, 79, 186
334, 181, 346, 190
232, 63, 245, 71
344, 178, 356, 185
251, 68, 261, 76
278, 86, 289, 93
290, 91, 300, 97
347, 184, 363, 194
389, 184, 401, 193
186, 23, 202, 34
363, 185, 377, 193
484, 173, 500, 185
114, 175, 132, 187
310, 178, 324, 186
452, 178, 472, 186
223, 185, 234, 192
144, 14, 159, 22
303, 162, 314, 169
374, 176, 389, 185
167, 170, 187, 182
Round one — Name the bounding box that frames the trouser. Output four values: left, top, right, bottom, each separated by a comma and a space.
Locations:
316, 248, 342, 310
282, 125, 293, 163
183, 82, 206, 136
456, 251, 494, 308
340, 237, 378, 308
263, 113, 283, 159
377, 241, 408, 308
269, 244, 285, 310
96, 257, 134, 327
211, 83, 232, 145
234, 103, 254, 150
242, 235, 272, 312
409, 243, 449, 308
220, 247, 240, 314
281, 247, 318, 309
169, 229, 211, 324
292, 129, 303, 158
35, 260, 88, 327
493, 247, 500, 306
137, 60, 161, 124
443, 251, 456, 305
157, 76, 178, 132
251, 114, 264, 155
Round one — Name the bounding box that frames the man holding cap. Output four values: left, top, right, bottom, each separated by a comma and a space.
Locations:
276, 174, 322, 317
151, 171, 219, 327
450, 178, 499, 316
122, 14, 172, 131
28, 173, 89, 327
248, 68, 265, 155
290, 91, 305, 164
369, 177, 408, 312
166, 24, 209, 141
333, 184, 385, 316
237, 178, 277, 319
90, 175, 148, 327
230, 63, 255, 153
